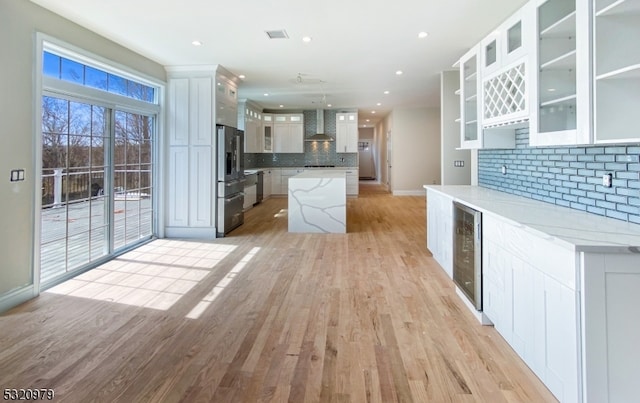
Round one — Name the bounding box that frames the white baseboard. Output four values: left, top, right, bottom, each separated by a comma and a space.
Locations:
392, 190, 427, 196
0, 285, 37, 314
164, 227, 217, 239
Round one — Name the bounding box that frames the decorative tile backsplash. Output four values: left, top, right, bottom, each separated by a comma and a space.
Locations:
478, 128, 640, 224
244, 109, 358, 168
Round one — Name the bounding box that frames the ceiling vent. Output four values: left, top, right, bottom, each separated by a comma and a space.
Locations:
265, 30, 289, 39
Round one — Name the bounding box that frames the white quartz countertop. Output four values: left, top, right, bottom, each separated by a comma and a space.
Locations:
292, 170, 347, 179
425, 185, 640, 253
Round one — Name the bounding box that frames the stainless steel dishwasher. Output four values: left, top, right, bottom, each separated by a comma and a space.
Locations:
256, 170, 263, 203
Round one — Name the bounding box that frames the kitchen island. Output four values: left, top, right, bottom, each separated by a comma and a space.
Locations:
288, 170, 346, 233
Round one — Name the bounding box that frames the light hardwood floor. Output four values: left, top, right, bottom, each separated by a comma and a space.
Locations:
0, 183, 557, 402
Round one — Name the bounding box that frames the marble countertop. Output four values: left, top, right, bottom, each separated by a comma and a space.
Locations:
293, 170, 347, 179
248, 167, 357, 172
425, 185, 640, 253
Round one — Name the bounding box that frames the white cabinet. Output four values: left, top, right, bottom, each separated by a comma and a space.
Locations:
426, 189, 453, 278
459, 46, 482, 149
167, 76, 215, 230
336, 112, 358, 153
239, 101, 263, 153
166, 67, 241, 238
481, 2, 532, 76
481, 2, 533, 129
483, 213, 580, 403
280, 168, 305, 194
593, 0, 640, 143
344, 168, 359, 196
530, 0, 592, 146
427, 186, 640, 403
273, 114, 304, 153
262, 169, 272, 199
215, 71, 238, 128
243, 185, 256, 210
262, 113, 273, 152
270, 168, 281, 196
459, 46, 515, 149
581, 253, 640, 403
266, 167, 307, 196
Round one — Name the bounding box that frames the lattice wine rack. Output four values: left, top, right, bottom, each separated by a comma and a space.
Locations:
483, 63, 527, 125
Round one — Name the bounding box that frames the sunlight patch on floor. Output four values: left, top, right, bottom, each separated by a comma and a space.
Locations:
186, 246, 261, 319
45, 239, 237, 311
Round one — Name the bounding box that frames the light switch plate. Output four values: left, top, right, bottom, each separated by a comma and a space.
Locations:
602, 173, 612, 188
10, 169, 25, 182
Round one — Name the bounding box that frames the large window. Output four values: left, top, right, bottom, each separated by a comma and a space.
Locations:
39, 42, 161, 288
42, 51, 156, 103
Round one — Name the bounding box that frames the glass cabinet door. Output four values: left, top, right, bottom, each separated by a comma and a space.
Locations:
537, 0, 577, 134
460, 50, 480, 148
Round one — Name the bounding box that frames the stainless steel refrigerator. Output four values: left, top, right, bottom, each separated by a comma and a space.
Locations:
216, 124, 245, 237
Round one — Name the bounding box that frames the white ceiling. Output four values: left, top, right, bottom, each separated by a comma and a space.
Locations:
31, 0, 527, 127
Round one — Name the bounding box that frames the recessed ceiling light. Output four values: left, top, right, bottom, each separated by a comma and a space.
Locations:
238, 74, 246, 79
371, 111, 376, 114
384, 90, 390, 95
279, 104, 284, 108
302, 36, 312, 43
327, 104, 332, 107
548, 88, 556, 92
366, 119, 370, 122
418, 32, 429, 39
376, 102, 382, 106
264, 93, 269, 96
191, 40, 202, 46
396, 70, 403, 75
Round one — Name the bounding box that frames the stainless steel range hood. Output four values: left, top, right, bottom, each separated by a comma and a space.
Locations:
305, 109, 334, 142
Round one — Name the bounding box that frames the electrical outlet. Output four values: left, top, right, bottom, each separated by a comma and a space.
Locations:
501, 165, 507, 175
602, 173, 612, 188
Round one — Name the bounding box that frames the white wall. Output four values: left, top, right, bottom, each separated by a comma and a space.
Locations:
0, 0, 165, 311
376, 116, 391, 189
383, 107, 441, 195
359, 127, 374, 139
440, 70, 471, 185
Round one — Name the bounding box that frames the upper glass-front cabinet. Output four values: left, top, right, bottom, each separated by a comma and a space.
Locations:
460, 47, 481, 149
530, 0, 591, 146
508, 21, 523, 53
593, 0, 640, 143
481, 3, 530, 77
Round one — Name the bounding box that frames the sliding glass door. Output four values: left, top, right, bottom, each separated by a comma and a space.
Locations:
39, 45, 160, 288
40, 97, 155, 286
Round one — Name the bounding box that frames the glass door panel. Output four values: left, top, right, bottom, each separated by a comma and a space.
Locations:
113, 110, 154, 251
40, 97, 110, 284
